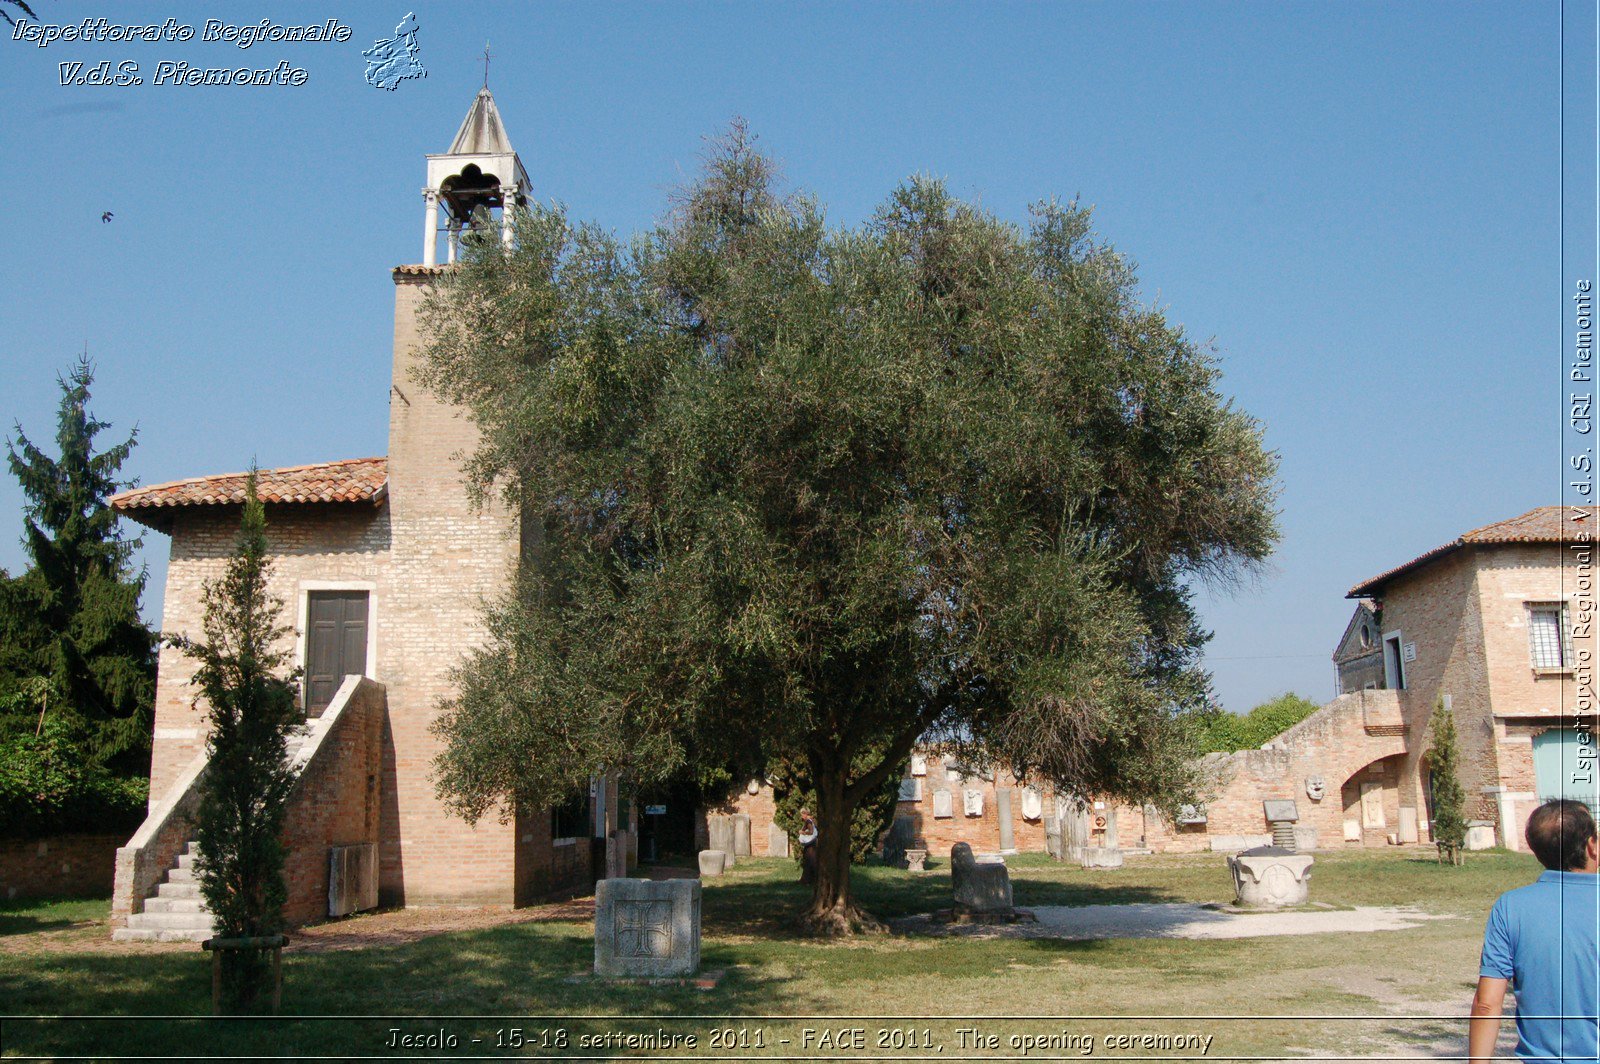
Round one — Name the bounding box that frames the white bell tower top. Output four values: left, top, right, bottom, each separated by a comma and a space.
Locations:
421, 89, 530, 266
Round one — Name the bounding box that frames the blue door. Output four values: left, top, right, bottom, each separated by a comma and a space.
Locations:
1533, 728, 1600, 813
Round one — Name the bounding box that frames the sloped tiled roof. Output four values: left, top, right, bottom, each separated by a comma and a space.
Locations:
110, 457, 387, 529
393, 264, 450, 277
1349, 506, 1579, 597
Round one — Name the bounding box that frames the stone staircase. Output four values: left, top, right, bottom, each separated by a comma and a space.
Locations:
111, 841, 213, 942
112, 723, 320, 944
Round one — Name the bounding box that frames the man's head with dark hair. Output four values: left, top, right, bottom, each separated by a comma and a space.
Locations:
1525, 800, 1598, 872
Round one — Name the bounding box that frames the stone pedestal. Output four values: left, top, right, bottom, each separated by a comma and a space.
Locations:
1398, 807, 1419, 845
905, 848, 928, 872
950, 842, 1012, 912
996, 789, 1015, 851
697, 850, 726, 877
595, 878, 701, 979
1063, 807, 1090, 863
1045, 816, 1064, 860
707, 815, 735, 867
1081, 847, 1123, 869
1465, 821, 1497, 851
1227, 848, 1314, 907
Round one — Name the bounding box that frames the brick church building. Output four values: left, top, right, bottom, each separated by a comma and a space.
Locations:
108, 90, 636, 941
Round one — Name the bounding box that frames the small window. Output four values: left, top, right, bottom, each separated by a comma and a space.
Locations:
551, 793, 589, 841
1529, 603, 1574, 670
1359, 623, 1372, 649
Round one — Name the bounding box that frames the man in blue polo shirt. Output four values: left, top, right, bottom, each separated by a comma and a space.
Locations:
1470, 799, 1600, 1062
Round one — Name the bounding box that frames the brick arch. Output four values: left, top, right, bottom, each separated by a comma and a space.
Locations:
1175, 690, 1411, 852
1338, 752, 1408, 846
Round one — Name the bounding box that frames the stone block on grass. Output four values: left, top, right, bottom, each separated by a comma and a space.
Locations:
1080, 847, 1123, 870
594, 878, 701, 980
950, 842, 1012, 913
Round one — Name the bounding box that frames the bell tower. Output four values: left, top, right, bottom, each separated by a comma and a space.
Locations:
421, 88, 530, 266
379, 89, 525, 906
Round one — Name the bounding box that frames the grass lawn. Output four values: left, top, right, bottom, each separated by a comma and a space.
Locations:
0, 849, 1538, 1060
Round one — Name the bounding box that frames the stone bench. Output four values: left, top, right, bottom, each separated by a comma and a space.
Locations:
950, 842, 1012, 913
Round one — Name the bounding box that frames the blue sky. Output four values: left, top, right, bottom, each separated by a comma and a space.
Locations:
0, 2, 1569, 712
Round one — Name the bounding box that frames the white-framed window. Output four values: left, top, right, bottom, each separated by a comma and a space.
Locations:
1528, 602, 1574, 670
1383, 630, 1407, 690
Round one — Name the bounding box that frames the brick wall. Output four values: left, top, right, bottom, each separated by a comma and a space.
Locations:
280, 678, 386, 926
1374, 550, 1495, 824
1142, 690, 1408, 854
1382, 542, 1598, 849
892, 757, 1053, 856
1155, 539, 1600, 856
148, 504, 391, 807
379, 272, 520, 906
1, 834, 124, 901
705, 755, 1058, 859
707, 783, 781, 855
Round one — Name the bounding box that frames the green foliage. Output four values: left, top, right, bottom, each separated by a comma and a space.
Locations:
0, 715, 148, 839
1425, 698, 1467, 866
769, 751, 903, 865
423, 123, 1280, 920
1193, 692, 1321, 754
178, 473, 300, 1006
2, 357, 155, 769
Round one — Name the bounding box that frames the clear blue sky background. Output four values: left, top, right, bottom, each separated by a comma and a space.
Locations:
0, 2, 1562, 712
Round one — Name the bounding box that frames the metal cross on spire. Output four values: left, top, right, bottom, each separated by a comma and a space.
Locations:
482, 41, 491, 89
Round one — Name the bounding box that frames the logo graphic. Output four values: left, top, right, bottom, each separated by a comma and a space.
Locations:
363, 12, 425, 91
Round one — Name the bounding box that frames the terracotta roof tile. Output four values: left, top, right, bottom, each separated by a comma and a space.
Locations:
392, 264, 451, 277
1348, 506, 1583, 597
111, 457, 387, 528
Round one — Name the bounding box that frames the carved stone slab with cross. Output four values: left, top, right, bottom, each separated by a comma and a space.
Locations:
594, 878, 701, 979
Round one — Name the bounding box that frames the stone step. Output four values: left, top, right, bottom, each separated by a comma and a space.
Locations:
165, 866, 196, 885
176, 851, 202, 870
126, 911, 217, 932
112, 926, 212, 944
143, 897, 209, 915
156, 881, 200, 900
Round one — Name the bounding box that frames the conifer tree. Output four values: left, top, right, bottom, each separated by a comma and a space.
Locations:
179, 472, 299, 1010
1426, 698, 1468, 866
3, 357, 155, 767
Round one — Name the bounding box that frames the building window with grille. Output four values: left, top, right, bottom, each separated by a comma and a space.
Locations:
1528, 603, 1574, 671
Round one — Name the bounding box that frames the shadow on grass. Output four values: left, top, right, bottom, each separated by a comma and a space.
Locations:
0, 897, 109, 938
0, 911, 87, 937
696, 858, 1193, 940
1, 917, 804, 1058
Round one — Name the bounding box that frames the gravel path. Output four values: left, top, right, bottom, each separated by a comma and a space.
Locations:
896, 902, 1456, 940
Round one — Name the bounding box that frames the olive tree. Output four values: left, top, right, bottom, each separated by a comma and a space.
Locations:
423, 126, 1278, 933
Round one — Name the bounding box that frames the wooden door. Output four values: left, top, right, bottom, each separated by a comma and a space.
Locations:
306, 591, 369, 715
